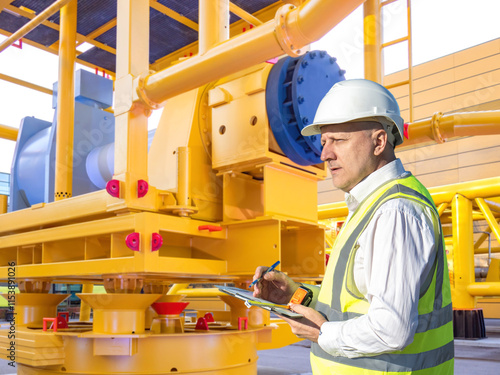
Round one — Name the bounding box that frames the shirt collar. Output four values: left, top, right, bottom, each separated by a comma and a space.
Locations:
344, 159, 406, 215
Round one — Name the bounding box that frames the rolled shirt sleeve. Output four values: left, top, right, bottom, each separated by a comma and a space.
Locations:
318, 198, 437, 358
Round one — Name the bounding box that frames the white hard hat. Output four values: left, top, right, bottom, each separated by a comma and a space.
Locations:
301, 79, 405, 146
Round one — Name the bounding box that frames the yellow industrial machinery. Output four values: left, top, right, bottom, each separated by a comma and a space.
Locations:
0, 0, 366, 374
1, 0, 500, 373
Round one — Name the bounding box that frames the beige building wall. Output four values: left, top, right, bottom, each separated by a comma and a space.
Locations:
318, 38, 500, 205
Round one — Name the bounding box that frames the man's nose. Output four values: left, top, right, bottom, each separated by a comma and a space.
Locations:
321, 145, 333, 162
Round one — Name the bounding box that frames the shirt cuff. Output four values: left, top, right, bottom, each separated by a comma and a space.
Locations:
318, 321, 346, 357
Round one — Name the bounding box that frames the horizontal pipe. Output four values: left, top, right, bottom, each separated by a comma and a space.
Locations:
169, 288, 225, 297
0, 0, 73, 53
318, 176, 500, 219
0, 123, 18, 141
0, 72, 53, 96
140, 0, 364, 106
402, 110, 500, 147
467, 282, 500, 297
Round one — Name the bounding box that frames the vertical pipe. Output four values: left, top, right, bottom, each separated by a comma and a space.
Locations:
199, 0, 230, 55
54, 0, 77, 201
363, 0, 382, 83
177, 147, 191, 210
113, 0, 150, 195
451, 194, 476, 308
0, 195, 7, 214
79, 283, 93, 321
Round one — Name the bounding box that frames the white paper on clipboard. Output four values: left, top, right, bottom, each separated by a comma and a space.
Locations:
217, 285, 303, 319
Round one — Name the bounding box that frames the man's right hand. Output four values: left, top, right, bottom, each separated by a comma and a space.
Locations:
252, 266, 300, 305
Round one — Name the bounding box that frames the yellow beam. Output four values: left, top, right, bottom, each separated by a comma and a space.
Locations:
0, 123, 18, 141
436, 203, 448, 217
229, 2, 263, 26
319, 176, 500, 220
363, 0, 382, 83
0, 0, 15, 14
451, 194, 476, 308
0, 29, 115, 77
149, 0, 199, 31
0, 0, 73, 53
4, 4, 116, 55
475, 198, 500, 247
54, 0, 77, 201
0, 72, 53, 96
199, 0, 229, 55
467, 282, 500, 297
84, 18, 117, 40
113, 0, 150, 205
79, 284, 93, 322
0, 195, 7, 214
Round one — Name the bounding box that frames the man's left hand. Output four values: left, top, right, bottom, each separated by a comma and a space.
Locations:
279, 304, 327, 343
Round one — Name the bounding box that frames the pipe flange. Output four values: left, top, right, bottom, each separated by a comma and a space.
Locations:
430, 111, 445, 144
274, 4, 306, 58
135, 70, 163, 111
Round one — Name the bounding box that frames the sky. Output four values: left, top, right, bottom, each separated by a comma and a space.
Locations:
1, 0, 500, 174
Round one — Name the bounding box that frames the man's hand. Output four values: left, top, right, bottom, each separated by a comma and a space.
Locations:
279, 304, 327, 343
252, 266, 299, 305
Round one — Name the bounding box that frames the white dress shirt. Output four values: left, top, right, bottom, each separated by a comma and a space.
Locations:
317, 159, 438, 358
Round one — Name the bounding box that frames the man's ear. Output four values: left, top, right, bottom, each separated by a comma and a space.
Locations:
373, 129, 388, 156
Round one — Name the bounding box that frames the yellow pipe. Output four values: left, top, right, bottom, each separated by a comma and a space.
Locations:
199, 0, 229, 55
177, 147, 191, 208
54, 0, 77, 201
402, 110, 500, 147
0, 0, 73, 53
167, 283, 190, 295
451, 194, 476, 308
169, 288, 225, 297
363, 0, 382, 83
475, 247, 500, 255
0, 123, 18, 141
467, 282, 500, 296
0, 195, 7, 214
139, 0, 364, 106
0, 72, 53, 96
475, 198, 500, 247
319, 175, 500, 221
79, 283, 93, 321
436, 203, 448, 217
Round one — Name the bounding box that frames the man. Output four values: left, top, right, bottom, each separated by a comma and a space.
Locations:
253, 79, 454, 374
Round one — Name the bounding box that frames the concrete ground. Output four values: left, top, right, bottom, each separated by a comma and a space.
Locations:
1, 320, 499, 374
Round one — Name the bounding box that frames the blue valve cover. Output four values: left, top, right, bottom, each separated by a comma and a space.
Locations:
266, 51, 345, 166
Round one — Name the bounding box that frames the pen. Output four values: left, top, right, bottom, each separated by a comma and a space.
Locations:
249, 260, 280, 288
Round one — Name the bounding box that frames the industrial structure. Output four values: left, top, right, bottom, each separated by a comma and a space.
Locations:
0, 0, 499, 374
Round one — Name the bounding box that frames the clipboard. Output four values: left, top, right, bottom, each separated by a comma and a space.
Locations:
217, 285, 303, 319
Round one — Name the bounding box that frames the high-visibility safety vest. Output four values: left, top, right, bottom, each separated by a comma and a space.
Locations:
311, 173, 454, 374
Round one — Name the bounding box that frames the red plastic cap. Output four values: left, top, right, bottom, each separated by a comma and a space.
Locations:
204, 312, 215, 323
106, 179, 120, 198
126, 232, 140, 251
403, 123, 409, 139
195, 317, 209, 330
151, 233, 163, 252
138, 179, 149, 198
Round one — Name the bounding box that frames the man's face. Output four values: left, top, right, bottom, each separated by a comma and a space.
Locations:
320, 122, 382, 192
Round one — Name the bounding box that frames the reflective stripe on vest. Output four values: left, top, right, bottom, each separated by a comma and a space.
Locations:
311, 173, 454, 374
